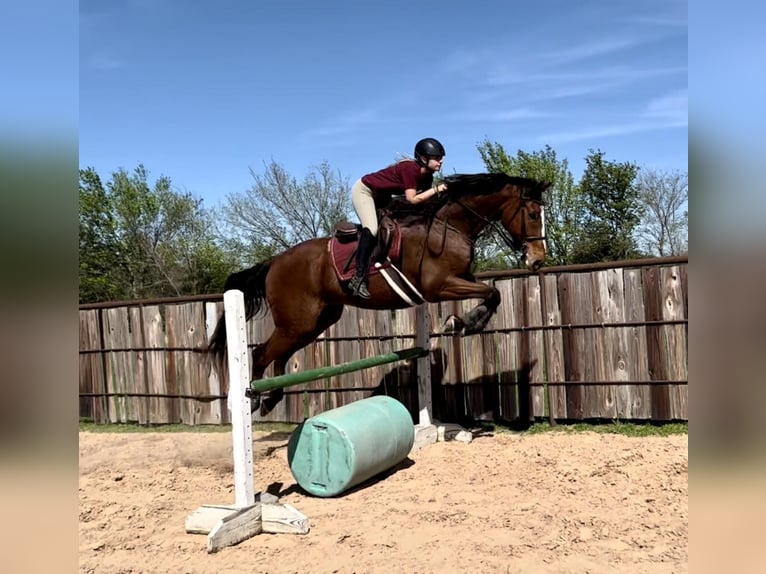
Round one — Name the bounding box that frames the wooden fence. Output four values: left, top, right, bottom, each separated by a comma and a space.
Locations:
79, 256, 688, 425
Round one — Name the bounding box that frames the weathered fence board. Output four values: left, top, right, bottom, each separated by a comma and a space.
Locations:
104, 307, 139, 422
661, 266, 688, 419
128, 307, 149, 425
523, 275, 546, 418
496, 280, 521, 421
591, 270, 620, 419
79, 310, 107, 422
541, 274, 566, 419
643, 269, 673, 420
623, 269, 652, 418
79, 259, 688, 424
145, 305, 172, 424
558, 273, 585, 419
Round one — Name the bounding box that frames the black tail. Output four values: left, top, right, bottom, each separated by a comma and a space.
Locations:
208, 261, 273, 377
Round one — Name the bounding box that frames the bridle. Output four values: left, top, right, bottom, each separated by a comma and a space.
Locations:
455, 194, 546, 253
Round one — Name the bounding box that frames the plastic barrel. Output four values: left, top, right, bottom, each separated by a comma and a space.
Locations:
287, 395, 415, 497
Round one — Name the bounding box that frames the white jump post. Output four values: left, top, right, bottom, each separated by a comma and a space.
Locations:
185, 289, 308, 553
223, 288, 255, 507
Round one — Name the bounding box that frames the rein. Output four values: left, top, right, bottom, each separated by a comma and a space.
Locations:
454, 194, 546, 252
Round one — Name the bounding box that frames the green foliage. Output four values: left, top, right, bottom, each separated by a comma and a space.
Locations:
477, 140, 584, 267
79, 165, 238, 303
79, 168, 121, 302
523, 421, 687, 437
571, 150, 643, 263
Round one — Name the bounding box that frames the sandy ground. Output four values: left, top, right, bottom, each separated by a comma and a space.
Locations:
79, 429, 687, 574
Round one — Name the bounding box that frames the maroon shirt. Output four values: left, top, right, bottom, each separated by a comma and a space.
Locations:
361, 160, 433, 209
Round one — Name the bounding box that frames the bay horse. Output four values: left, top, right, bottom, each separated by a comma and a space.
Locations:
209, 173, 550, 414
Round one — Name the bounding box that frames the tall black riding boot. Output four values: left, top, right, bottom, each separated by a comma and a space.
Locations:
349, 228, 375, 299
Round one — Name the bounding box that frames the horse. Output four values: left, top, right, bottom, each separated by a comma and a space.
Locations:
209, 172, 550, 414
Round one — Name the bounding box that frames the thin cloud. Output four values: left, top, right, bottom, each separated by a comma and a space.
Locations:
536, 81, 624, 101
537, 37, 644, 68
619, 16, 687, 27
87, 54, 124, 70
442, 37, 646, 84
487, 65, 686, 86
617, 7, 687, 28
440, 46, 495, 76
643, 90, 687, 122
301, 108, 382, 139
540, 118, 687, 144
450, 108, 555, 122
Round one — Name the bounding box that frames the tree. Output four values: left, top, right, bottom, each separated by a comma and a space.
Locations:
222, 160, 352, 260
635, 168, 688, 256
571, 150, 643, 263
477, 140, 584, 268
79, 168, 121, 302
79, 165, 236, 303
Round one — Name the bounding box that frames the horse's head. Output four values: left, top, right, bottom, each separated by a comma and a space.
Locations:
443, 174, 551, 271
498, 178, 550, 271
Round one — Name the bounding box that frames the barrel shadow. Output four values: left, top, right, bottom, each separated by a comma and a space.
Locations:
265, 457, 415, 499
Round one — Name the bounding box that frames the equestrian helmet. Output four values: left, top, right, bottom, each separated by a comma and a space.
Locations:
414, 138, 446, 164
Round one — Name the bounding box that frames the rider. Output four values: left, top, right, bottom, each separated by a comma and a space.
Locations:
348, 137, 448, 299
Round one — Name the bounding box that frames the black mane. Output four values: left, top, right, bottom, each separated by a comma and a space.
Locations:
384, 172, 548, 222
444, 173, 547, 202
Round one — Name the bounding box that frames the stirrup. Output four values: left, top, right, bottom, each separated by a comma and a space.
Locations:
349, 274, 370, 299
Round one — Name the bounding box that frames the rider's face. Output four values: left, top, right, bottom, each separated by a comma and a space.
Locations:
427, 156, 444, 171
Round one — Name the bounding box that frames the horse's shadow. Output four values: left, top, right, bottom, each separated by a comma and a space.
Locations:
260, 345, 538, 499
371, 344, 539, 430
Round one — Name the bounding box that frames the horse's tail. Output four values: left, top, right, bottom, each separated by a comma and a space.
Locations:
208, 261, 273, 378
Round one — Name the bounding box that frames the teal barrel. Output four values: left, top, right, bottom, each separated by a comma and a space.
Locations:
287, 396, 415, 497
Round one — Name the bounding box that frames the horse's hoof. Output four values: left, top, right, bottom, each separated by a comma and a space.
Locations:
258, 389, 284, 416
259, 398, 277, 417
249, 394, 261, 414
443, 314, 465, 334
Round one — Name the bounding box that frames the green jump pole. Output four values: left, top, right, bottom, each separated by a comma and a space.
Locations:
249, 347, 429, 394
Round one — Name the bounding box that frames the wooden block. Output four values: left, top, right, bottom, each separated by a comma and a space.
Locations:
437, 423, 473, 443
185, 504, 240, 534
413, 423, 437, 449
207, 505, 263, 553
262, 502, 310, 534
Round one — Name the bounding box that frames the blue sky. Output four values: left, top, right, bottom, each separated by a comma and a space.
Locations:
79, 0, 687, 207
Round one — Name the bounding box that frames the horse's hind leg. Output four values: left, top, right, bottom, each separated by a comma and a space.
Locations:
252, 304, 344, 416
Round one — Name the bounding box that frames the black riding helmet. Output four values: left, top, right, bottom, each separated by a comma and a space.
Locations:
414, 138, 446, 166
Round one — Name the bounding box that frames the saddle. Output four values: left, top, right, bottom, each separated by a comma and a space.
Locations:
329, 215, 402, 281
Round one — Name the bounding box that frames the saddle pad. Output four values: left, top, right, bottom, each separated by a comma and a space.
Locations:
329, 224, 403, 282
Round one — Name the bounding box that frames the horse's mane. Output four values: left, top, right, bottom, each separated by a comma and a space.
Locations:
444, 173, 547, 202
385, 172, 547, 222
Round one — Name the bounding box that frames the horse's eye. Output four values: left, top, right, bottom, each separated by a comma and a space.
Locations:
528, 211, 539, 220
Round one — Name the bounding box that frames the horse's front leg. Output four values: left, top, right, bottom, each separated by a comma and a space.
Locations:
249, 342, 285, 415
433, 276, 501, 335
